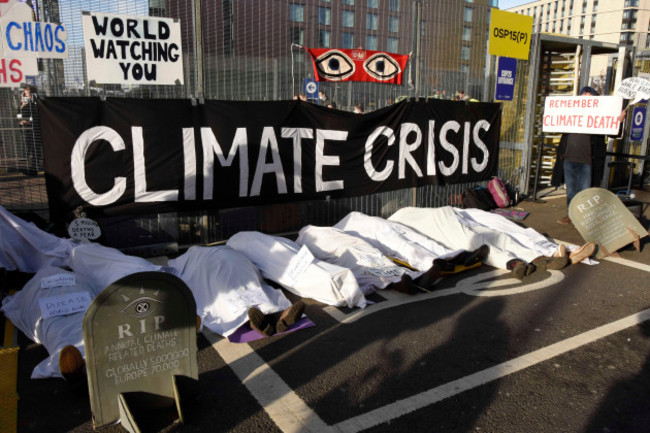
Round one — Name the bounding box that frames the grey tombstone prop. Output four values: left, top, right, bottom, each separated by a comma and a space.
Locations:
83, 271, 198, 431
569, 187, 648, 258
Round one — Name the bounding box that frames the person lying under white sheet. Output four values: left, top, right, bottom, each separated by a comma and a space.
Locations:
1, 244, 305, 381
227, 231, 367, 309
0, 204, 77, 273
169, 245, 301, 338
1, 267, 96, 380
295, 225, 432, 295
333, 211, 489, 279
388, 206, 594, 279
69, 242, 304, 338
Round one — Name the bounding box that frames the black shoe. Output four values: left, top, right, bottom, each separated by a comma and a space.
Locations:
275, 301, 306, 333
531, 256, 569, 271
389, 274, 419, 295
248, 307, 275, 336
507, 259, 536, 280
415, 265, 442, 289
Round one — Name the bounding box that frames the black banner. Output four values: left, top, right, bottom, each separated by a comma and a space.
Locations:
40, 97, 501, 222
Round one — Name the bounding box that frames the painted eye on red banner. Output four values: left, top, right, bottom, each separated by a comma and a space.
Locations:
314, 50, 355, 81
363, 53, 401, 81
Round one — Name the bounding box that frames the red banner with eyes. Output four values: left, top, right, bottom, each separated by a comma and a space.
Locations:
305, 48, 409, 84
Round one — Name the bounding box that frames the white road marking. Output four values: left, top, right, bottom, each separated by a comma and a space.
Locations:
206, 246, 650, 433
324, 269, 565, 323
334, 307, 650, 432
203, 332, 332, 433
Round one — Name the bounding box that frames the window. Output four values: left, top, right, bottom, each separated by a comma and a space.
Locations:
367, 13, 378, 30
620, 31, 633, 43
646, 34, 650, 48
319, 7, 331, 25
592, 0, 598, 12
387, 37, 398, 52
461, 46, 470, 60
389, 0, 399, 11
464, 6, 472, 23
625, 0, 639, 6
342, 32, 354, 48
319, 30, 331, 48
582, 0, 587, 14
366, 35, 377, 50
388, 16, 399, 32
290, 4, 304, 22
367, 0, 378, 8
342, 10, 355, 27
342, 0, 354, 4
461, 64, 469, 73
462, 26, 472, 41
290, 27, 304, 45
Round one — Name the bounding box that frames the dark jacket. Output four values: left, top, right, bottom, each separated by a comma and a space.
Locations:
550, 133, 606, 187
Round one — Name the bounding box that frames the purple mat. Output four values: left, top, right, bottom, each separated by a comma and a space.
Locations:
227, 316, 316, 343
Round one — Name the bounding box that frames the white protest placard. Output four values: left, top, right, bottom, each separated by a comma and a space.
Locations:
615, 77, 650, 104
0, 56, 37, 87
40, 273, 76, 289
68, 217, 101, 240
39, 291, 92, 319
283, 245, 315, 286
82, 11, 184, 85
0, 1, 68, 60
542, 95, 623, 135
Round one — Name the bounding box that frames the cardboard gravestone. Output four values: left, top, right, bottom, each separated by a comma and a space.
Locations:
569, 188, 648, 258
83, 271, 198, 431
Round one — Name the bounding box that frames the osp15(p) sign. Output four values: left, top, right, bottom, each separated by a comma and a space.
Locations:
489, 9, 533, 61
542, 95, 623, 135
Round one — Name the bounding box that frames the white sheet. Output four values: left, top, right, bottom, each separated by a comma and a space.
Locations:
227, 231, 366, 309
334, 211, 463, 272
168, 245, 291, 337
388, 206, 559, 269
67, 243, 170, 293
1, 267, 97, 379
0, 205, 77, 272
296, 225, 415, 295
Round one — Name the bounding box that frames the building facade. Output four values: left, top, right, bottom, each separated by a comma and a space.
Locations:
506, 0, 650, 75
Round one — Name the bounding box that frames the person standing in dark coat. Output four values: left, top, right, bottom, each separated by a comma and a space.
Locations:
18, 85, 39, 175
551, 86, 621, 225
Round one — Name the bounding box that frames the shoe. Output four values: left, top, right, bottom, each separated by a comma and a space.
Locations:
554, 245, 567, 258
389, 274, 419, 295
433, 258, 456, 273
531, 256, 569, 271
507, 259, 536, 280
556, 216, 572, 225
454, 244, 490, 267
248, 307, 275, 336
569, 241, 596, 264
59, 345, 85, 381
275, 301, 306, 333
415, 265, 442, 289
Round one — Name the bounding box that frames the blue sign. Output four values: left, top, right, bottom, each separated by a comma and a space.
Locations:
630, 105, 647, 141
303, 78, 319, 100
495, 57, 517, 101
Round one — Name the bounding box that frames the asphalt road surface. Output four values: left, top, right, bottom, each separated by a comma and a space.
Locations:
9, 193, 650, 433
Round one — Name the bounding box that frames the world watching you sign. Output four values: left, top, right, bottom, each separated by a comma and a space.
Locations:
81, 11, 183, 85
